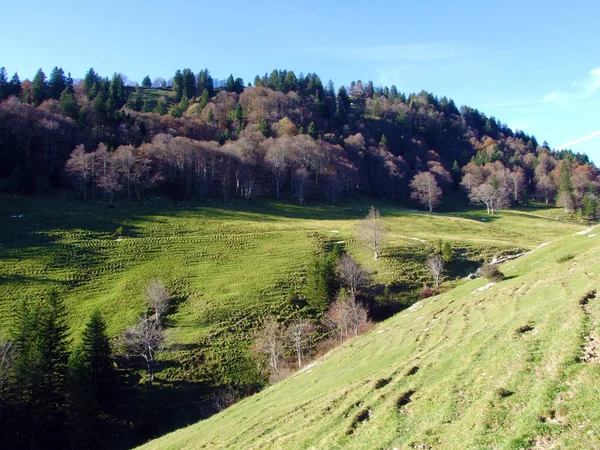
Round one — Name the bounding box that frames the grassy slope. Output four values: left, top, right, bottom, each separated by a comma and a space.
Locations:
138, 224, 600, 449
0, 194, 584, 385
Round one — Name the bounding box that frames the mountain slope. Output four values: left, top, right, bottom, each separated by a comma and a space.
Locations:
139, 225, 600, 449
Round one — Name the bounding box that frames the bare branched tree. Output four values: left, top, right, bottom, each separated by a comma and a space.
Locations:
359, 206, 385, 261
336, 254, 369, 299
65, 144, 94, 200
211, 387, 236, 412
252, 316, 284, 375
120, 312, 165, 383
427, 253, 444, 289
145, 279, 170, 323
410, 171, 443, 212
286, 320, 315, 368
468, 183, 510, 215
119, 279, 170, 382
324, 294, 370, 343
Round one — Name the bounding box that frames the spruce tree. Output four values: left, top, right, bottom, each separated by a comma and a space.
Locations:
234, 103, 243, 121
59, 90, 79, 119
183, 68, 196, 99
32, 68, 48, 105
65, 72, 74, 93
172, 70, 184, 102
83, 68, 99, 96
307, 121, 317, 139
9, 73, 21, 98
225, 74, 235, 92
48, 66, 66, 100
11, 294, 70, 449
154, 96, 168, 115
0, 67, 7, 100
198, 89, 209, 110
68, 311, 115, 448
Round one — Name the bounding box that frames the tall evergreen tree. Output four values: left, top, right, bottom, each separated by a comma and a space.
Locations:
59, 89, 79, 119
0, 67, 7, 100
11, 294, 70, 449
172, 70, 184, 102
141, 75, 152, 88
32, 68, 48, 105
83, 68, 99, 95
65, 72, 74, 93
183, 69, 196, 99
9, 73, 21, 98
48, 66, 66, 100
225, 74, 235, 92
307, 121, 317, 139
68, 311, 115, 449
335, 86, 351, 122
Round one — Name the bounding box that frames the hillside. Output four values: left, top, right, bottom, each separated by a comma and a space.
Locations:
1, 67, 597, 222
138, 221, 600, 449
0, 193, 587, 447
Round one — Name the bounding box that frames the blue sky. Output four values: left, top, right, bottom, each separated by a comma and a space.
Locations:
2, 0, 599, 162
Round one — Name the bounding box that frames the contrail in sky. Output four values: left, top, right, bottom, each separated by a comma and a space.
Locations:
558, 129, 600, 148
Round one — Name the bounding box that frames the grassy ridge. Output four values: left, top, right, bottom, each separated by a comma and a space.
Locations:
0, 195, 583, 388
137, 220, 600, 449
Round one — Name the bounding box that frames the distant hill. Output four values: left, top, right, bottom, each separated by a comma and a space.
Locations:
0, 67, 597, 218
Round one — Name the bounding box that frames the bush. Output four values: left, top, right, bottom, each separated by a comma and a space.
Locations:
556, 254, 575, 263
480, 264, 505, 282
418, 285, 438, 299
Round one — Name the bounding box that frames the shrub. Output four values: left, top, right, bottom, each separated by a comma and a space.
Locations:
418, 286, 438, 299
556, 254, 575, 263
480, 264, 505, 282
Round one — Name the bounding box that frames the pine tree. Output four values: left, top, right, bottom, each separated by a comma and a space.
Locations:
335, 86, 350, 122
32, 68, 48, 105
284, 70, 298, 92
380, 134, 389, 149
11, 294, 70, 449
183, 69, 196, 99
198, 89, 209, 110
154, 96, 168, 115
305, 246, 342, 312
83, 68, 99, 95
225, 74, 235, 92
67, 311, 115, 448
172, 70, 184, 102
141, 75, 152, 88
234, 103, 243, 121
8, 73, 21, 98
307, 121, 317, 139
65, 72, 74, 93
108, 73, 125, 109
59, 90, 79, 119
0, 67, 7, 100
48, 66, 66, 100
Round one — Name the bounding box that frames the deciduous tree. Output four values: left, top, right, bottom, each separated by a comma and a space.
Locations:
359, 206, 385, 260
410, 171, 442, 212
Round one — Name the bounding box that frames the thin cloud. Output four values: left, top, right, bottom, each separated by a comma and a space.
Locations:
558, 129, 600, 149
570, 68, 600, 98
302, 43, 462, 63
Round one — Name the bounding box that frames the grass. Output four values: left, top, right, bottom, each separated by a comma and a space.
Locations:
0, 193, 585, 390
136, 213, 600, 449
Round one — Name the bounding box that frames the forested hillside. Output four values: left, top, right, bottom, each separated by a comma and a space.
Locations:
1, 65, 598, 450
0, 66, 597, 215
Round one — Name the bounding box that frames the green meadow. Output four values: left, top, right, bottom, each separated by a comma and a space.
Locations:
137, 209, 600, 449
